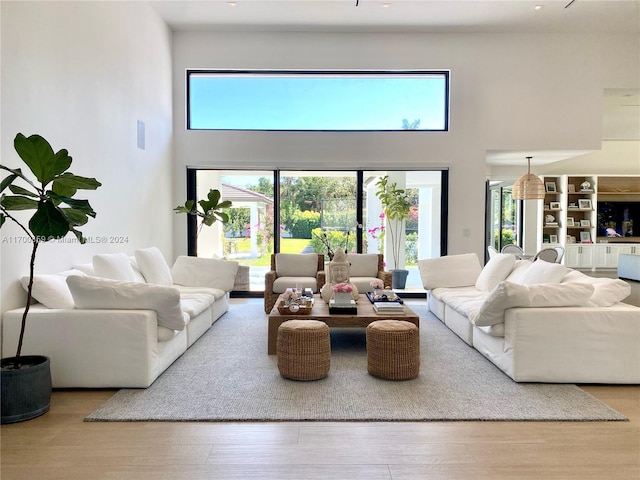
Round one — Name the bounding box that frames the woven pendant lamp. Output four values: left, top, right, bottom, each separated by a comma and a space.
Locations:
512, 156, 545, 200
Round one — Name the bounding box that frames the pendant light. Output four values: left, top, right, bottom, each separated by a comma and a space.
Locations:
512, 156, 545, 200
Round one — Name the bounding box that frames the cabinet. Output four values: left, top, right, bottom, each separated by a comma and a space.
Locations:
541, 176, 562, 245
595, 244, 640, 268
565, 245, 594, 269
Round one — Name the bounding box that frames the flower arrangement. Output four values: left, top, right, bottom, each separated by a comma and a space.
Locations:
282, 287, 301, 302
370, 279, 384, 290
332, 282, 353, 293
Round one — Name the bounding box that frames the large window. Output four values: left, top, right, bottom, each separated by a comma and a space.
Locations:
188, 70, 449, 131
188, 169, 447, 293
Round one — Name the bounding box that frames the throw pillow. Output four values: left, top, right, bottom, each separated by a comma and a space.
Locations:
275, 253, 318, 277
586, 278, 631, 307
346, 253, 379, 277
135, 247, 174, 286
474, 253, 516, 292
20, 269, 86, 309
93, 253, 137, 282
417, 253, 482, 290
66, 275, 185, 331
472, 281, 595, 327
505, 259, 533, 283
514, 259, 567, 285
171, 256, 239, 292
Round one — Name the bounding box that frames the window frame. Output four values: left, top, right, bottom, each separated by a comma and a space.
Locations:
186, 69, 450, 132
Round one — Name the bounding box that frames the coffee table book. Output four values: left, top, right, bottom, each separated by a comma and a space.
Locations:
329, 299, 357, 315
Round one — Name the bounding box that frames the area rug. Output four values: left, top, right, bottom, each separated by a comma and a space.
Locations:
85, 301, 627, 422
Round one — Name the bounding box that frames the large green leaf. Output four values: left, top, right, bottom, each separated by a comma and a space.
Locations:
8, 185, 38, 198
60, 208, 90, 227
1, 173, 18, 193
52, 173, 102, 197
14, 133, 71, 185
0, 214, 5, 228
49, 192, 96, 216
1, 195, 39, 210
28, 200, 69, 239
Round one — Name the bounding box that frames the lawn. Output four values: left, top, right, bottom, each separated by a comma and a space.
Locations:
229, 238, 315, 266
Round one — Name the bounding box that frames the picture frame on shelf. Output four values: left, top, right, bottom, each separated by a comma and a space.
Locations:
566, 217, 575, 227
580, 231, 592, 243
566, 235, 576, 244
578, 199, 592, 210
549, 201, 561, 210
568, 184, 576, 193
568, 202, 578, 209
549, 234, 558, 243
580, 219, 591, 227
545, 182, 557, 193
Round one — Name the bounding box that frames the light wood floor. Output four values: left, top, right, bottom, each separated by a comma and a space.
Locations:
2, 297, 639, 480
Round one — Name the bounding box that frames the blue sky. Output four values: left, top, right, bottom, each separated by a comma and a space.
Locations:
189, 73, 447, 131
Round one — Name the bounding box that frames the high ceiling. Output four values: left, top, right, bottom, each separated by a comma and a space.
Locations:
151, 0, 640, 167
151, 0, 640, 34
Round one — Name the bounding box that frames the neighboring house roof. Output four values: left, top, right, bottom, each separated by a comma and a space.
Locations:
220, 183, 273, 205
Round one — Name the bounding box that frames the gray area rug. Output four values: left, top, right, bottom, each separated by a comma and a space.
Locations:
85, 301, 627, 422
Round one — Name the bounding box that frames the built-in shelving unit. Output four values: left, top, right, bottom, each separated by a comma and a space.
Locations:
536, 175, 640, 269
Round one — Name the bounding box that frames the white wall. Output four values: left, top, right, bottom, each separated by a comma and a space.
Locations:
1, 1, 173, 312
171, 31, 639, 261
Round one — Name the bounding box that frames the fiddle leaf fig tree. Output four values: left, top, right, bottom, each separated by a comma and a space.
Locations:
174, 188, 232, 236
0, 133, 101, 364
375, 175, 411, 270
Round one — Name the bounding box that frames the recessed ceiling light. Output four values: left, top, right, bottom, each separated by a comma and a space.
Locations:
228, 1, 236, 6
534, 5, 544, 10
382, 3, 391, 7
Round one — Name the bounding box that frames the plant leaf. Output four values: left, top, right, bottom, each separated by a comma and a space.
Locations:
8, 185, 38, 198
0, 214, 5, 228
52, 173, 102, 197
1, 195, 39, 211
60, 208, 90, 227
14, 133, 71, 185
1, 173, 18, 193
28, 200, 69, 239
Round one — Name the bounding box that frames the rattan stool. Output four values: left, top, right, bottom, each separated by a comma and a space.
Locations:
366, 320, 420, 380
277, 320, 330, 381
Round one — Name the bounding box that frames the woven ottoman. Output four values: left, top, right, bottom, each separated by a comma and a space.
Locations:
277, 320, 330, 381
366, 320, 420, 380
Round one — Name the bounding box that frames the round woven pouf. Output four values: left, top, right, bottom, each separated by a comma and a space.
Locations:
366, 320, 420, 380
277, 320, 331, 381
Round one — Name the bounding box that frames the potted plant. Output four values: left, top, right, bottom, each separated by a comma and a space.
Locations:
174, 188, 232, 236
375, 175, 412, 289
0, 133, 101, 424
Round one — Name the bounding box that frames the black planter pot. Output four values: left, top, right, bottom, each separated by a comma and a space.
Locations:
1, 355, 52, 424
390, 269, 409, 289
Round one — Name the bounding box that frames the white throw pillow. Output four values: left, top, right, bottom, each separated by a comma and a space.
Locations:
561, 270, 631, 306
135, 247, 174, 286
475, 253, 516, 292
66, 275, 185, 331
418, 253, 482, 290
20, 269, 86, 309
346, 254, 379, 277
171, 256, 239, 292
472, 281, 595, 327
93, 253, 137, 282
275, 253, 318, 277
505, 260, 533, 284
514, 259, 567, 285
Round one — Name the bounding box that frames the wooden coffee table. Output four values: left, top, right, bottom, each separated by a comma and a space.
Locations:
267, 294, 419, 354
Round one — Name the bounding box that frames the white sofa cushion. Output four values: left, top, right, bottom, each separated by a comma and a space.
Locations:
20, 269, 86, 309
180, 293, 216, 319
514, 259, 567, 285
93, 253, 137, 282
66, 275, 186, 331
171, 256, 239, 292
135, 247, 174, 286
504, 259, 533, 283
471, 281, 595, 327
562, 270, 631, 307
418, 253, 482, 290
346, 254, 379, 277
275, 253, 318, 277
475, 253, 516, 292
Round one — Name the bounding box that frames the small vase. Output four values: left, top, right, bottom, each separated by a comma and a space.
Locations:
333, 292, 352, 305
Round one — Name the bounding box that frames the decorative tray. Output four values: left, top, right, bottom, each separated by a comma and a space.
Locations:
366, 291, 403, 304
277, 300, 313, 315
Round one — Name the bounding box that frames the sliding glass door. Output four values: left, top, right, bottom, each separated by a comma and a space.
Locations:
190, 169, 446, 292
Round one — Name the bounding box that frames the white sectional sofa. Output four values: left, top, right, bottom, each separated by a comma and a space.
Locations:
1, 247, 239, 388
418, 253, 640, 384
